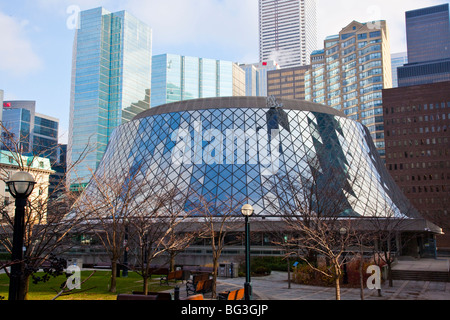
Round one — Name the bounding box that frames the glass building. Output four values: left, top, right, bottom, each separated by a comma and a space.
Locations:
68, 7, 152, 188
239, 61, 280, 97
1, 101, 34, 154
391, 52, 408, 88
259, 0, 317, 68
1, 101, 59, 162
150, 54, 245, 108
405, 3, 450, 64
77, 96, 425, 221
304, 20, 392, 158
398, 4, 450, 87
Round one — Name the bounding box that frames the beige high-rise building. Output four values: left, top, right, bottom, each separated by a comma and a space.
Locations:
305, 20, 392, 158
267, 65, 310, 100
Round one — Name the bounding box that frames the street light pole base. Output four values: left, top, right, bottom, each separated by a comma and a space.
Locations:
244, 282, 252, 300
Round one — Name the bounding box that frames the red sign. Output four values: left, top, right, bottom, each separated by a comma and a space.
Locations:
262, 62, 267, 66
3, 102, 11, 107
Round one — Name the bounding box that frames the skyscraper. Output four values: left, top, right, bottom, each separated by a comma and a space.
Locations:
383, 81, 450, 251
150, 54, 245, 108
267, 65, 310, 100
397, 4, 450, 87
391, 52, 408, 88
406, 3, 450, 64
1, 100, 59, 163
304, 20, 392, 158
259, 0, 317, 68
68, 7, 152, 188
239, 60, 280, 97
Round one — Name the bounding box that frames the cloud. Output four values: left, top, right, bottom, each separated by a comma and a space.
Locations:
0, 11, 43, 76
125, 0, 259, 62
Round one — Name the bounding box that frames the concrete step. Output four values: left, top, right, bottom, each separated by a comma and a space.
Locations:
391, 270, 450, 282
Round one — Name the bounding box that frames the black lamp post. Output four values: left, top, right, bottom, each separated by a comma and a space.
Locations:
7, 171, 36, 301
241, 204, 254, 301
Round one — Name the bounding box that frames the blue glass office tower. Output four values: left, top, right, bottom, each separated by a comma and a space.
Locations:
1, 101, 59, 163
398, 4, 450, 87
150, 54, 245, 108
68, 7, 152, 188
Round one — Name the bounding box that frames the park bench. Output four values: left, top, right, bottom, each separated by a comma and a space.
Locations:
182, 294, 204, 300
218, 288, 245, 300
187, 272, 210, 284
132, 291, 173, 300
160, 270, 185, 285
186, 278, 213, 296
117, 294, 158, 300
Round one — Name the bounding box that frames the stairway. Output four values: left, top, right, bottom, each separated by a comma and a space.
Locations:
391, 269, 450, 282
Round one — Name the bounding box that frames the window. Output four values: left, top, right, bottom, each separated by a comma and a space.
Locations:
358, 33, 367, 40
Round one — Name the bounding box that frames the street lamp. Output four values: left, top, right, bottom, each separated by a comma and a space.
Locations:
339, 227, 348, 285
7, 171, 36, 301
241, 204, 254, 300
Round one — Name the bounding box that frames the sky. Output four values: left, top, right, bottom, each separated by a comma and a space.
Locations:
0, 0, 446, 144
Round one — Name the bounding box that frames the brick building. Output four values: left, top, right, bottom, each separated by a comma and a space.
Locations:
383, 81, 450, 252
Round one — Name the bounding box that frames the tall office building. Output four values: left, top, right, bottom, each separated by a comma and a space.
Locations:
240, 60, 280, 97
1, 100, 59, 163
68, 7, 152, 188
259, 0, 317, 68
398, 4, 450, 87
383, 81, 450, 250
267, 65, 310, 100
406, 3, 450, 64
150, 54, 245, 108
305, 20, 392, 157
391, 52, 408, 88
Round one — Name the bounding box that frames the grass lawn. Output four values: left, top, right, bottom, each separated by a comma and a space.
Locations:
0, 271, 172, 300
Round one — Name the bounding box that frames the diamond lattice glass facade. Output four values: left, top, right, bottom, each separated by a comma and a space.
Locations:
79, 97, 420, 220
68, 7, 152, 188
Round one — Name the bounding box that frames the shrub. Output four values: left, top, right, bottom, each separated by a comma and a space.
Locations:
293, 264, 334, 287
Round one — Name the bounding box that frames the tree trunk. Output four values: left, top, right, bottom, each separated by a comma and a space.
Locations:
387, 263, 393, 287
359, 255, 365, 300
169, 253, 176, 272
143, 275, 149, 295
335, 277, 341, 300
110, 260, 117, 293
212, 257, 219, 299
18, 273, 30, 300
334, 262, 342, 300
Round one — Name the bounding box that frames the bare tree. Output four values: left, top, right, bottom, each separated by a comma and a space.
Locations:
188, 191, 245, 298
365, 202, 420, 288
125, 183, 195, 294
0, 123, 92, 300
263, 148, 359, 300
71, 162, 157, 293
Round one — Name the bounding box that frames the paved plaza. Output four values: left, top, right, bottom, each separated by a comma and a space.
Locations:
169, 258, 450, 300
